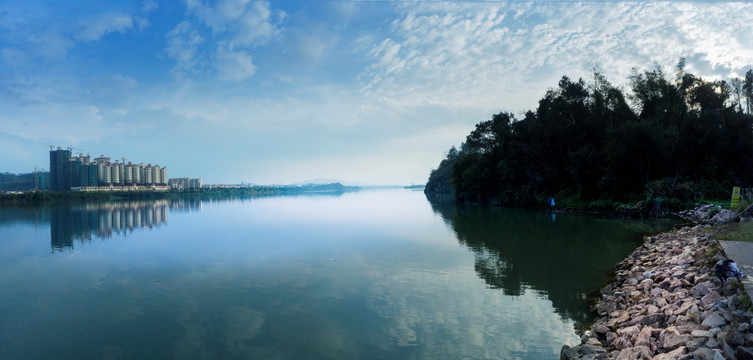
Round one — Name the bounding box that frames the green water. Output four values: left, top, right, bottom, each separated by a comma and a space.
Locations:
0, 190, 676, 359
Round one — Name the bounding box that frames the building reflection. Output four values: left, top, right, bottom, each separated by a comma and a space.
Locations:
48, 198, 203, 251
50, 201, 169, 250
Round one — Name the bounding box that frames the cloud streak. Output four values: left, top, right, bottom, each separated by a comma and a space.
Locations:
361, 2, 753, 113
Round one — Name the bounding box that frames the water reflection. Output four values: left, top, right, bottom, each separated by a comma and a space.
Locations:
50, 201, 171, 251
0, 198, 206, 251
428, 199, 677, 332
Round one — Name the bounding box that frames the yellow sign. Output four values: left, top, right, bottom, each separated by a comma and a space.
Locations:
731, 186, 741, 209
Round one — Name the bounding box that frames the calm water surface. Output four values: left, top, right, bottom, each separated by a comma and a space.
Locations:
0, 190, 676, 359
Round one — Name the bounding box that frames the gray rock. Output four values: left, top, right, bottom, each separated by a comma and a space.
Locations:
701, 313, 726, 328
691, 347, 724, 360
686, 338, 705, 352
722, 341, 735, 359
691, 330, 712, 338
593, 323, 609, 339
673, 301, 694, 316
633, 345, 653, 359
617, 325, 641, 337
585, 337, 602, 346
642, 314, 665, 327
626, 315, 647, 327
613, 335, 632, 350
635, 326, 653, 347
737, 346, 753, 360
702, 291, 723, 308
614, 348, 634, 360
724, 330, 745, 347
651, 346, 686, 360
596, 301, 612, 316
687, 305, 701, 323
560, 344, 606, 360
656, 297, 668, 308
660, 333, 689, 351
606, 332, 617, 347
691, 282, 712, 296
735, 311, 753, 324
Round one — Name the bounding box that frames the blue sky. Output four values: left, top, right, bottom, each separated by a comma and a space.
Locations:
1, 1, 752, 185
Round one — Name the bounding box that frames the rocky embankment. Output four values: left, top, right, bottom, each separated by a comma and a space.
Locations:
678, 204, 738, 225
561, 225, 753, 360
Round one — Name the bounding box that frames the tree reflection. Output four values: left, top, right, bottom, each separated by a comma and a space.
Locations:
428, 197, 676, 332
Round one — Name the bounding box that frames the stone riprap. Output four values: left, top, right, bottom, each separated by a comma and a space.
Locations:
561, 225, 753, 360
679, 205, 737, 225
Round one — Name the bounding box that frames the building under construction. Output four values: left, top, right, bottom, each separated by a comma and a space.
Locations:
49, 148, 168, 191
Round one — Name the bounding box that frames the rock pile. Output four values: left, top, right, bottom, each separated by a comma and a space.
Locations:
679, 205, 737, 225
561, 225, 753, 359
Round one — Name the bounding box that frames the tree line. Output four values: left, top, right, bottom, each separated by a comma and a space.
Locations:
426, 60, 753, 211
0, 172, 40, 192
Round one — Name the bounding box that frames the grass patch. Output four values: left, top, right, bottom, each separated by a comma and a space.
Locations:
718, 221, 753, 243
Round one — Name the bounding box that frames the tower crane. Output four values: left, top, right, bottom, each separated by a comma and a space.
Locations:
38, 142, 57, 150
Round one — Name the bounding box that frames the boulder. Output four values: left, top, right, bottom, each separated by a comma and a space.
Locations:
691, 330, 712, 338
560, 344, 606, 360
613, 335, 633, 350
736, 346, 753, 360
724, 330, 746, 347
701, 313, 726, 328
686, 338, 706, 352
635, 326, 653, 347
690, 282, 712, 296
701, 291, 723, 308
659, 333, 689, 351
691, 347, 724, 360
650, 346, 686, 360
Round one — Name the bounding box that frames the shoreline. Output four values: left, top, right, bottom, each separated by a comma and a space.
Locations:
561, 224, 753, 359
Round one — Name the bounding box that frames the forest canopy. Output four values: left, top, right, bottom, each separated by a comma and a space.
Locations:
425, 60, 753, 210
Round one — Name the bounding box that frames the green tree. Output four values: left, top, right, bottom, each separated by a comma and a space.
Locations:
744, 69, 753, 114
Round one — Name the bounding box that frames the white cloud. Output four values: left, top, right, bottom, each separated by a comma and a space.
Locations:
165, 21, 205, 74
216, 46, 256, 81
75, 14, 135, 42
230, 1, 279, 48
31, 30, 75, 58
294, 26, 338, 66
185, 0, 283, 49
0, 103, 113, 145
142, 0, 159, 13
360, 2, 753, 113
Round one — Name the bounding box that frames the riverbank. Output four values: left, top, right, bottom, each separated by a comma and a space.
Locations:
0, 183, 362, 206
561, 224, 753, 359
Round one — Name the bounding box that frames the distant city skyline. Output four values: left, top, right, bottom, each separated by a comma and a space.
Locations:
1, 1, 752, 185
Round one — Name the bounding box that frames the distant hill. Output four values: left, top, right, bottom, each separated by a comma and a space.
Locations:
292, 179, 375, 187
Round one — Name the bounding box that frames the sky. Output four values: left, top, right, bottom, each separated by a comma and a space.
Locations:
1, 1, 752, 185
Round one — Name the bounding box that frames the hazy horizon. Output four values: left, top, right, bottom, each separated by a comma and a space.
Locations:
1, 1, 752, 185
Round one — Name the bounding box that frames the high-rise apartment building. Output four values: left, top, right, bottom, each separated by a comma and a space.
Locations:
49, 148, 72, 191
48, 149, 169, 191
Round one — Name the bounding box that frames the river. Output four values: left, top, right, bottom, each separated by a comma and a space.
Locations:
0, 189, 676, 359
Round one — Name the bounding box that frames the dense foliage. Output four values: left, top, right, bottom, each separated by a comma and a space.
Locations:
0, 172, 42, 192
426, 62, 753, 209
